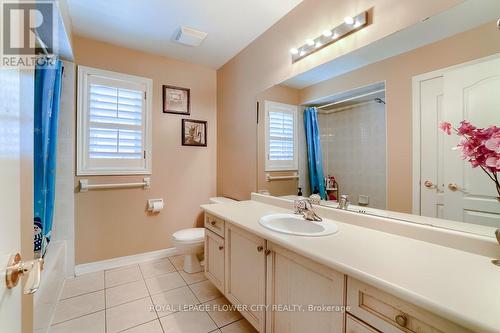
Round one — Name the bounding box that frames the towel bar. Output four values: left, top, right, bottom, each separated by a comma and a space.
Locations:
266, 173, 299, 182
79, 177, 151, 192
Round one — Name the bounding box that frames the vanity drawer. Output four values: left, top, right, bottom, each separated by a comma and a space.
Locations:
346, 278, 473, 333
346, 315, 380, 333
205, 213, 225, 237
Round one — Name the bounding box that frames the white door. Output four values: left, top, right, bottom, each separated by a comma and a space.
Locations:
0, 67, 23, 332
442, 57, 500, 226
420, 77, 445, 218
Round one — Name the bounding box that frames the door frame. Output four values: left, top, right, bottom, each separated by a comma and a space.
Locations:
411, 53, 500, 215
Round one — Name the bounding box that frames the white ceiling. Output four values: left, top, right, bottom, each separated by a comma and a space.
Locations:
66, 0, 303, 69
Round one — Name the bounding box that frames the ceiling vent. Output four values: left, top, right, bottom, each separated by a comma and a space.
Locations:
174, 26, 207, 47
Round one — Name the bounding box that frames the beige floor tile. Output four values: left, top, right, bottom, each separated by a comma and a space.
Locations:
168, 255, 184, 271
151, 286, 200, 317
122, 319, 164, 333
60, 271, 104, 300
106, 280, 149, 308
190, 280, 222, 303
220, 319, 257, 333
53, 290, 105, 324
179, 270, 207, 285
140, 258, 176, 278
50, 310, 105, 333
160, 310, 217, 333
105, 265, 143, 288
205, 297, 242, 327
145, 271, 186, 295
106, 297, 157, 333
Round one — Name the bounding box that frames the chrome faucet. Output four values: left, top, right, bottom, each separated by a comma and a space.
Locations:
337, 194, 350, 210
293, 199, 322, 222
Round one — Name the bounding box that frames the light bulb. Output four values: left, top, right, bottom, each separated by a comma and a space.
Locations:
332, 31, 339, 39
299, 50, 306, 57
315, 41, 322, 48
306, 39, 315, 46
322, 30, 332, 37
344, 16, 354, 25
290, 48, 299, 55
353, 20, 361, 28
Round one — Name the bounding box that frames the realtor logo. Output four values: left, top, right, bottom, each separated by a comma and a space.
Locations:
1, 0, 57, 67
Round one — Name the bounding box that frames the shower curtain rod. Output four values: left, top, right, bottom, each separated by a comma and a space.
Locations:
316, 88, 385, 110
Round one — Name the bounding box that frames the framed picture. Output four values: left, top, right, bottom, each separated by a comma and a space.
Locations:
163, 85, 190, 115
182, 119, 207, 147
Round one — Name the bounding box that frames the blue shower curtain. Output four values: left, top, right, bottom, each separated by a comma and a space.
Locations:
34, 59, 63, 256
304, 107, 326, 200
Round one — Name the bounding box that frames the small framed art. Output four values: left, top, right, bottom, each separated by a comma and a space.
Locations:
163, 85, 190, 115
182, 119, 207, 147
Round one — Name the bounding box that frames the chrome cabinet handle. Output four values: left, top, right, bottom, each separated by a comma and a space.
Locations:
395, 314, 408, 327
257, 245, 264, 252
6, 253, 44, 294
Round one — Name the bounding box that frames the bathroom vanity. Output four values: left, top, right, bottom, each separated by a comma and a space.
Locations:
202, 194, 500, 333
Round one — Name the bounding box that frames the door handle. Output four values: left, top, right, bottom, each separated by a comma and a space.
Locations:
423, 180, 437, 189
5, 253, 44, 294
448, 183, 467, 192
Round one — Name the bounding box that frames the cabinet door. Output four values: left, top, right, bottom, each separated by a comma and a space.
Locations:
205, 229, 225, 292
266, 242, 345, 333
225, 223, 266, 332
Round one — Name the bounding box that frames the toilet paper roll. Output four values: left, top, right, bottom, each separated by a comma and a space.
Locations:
151, 201, 164, 212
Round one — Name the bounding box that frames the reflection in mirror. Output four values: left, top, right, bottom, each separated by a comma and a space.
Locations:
256, 4, 500, 237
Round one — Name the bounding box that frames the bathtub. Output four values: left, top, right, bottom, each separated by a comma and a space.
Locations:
34, 241, 67, 333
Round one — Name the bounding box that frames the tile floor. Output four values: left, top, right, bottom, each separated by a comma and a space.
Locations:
50, 255, 257, 333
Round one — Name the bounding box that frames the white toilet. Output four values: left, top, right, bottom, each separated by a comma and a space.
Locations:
172, 197, 236, 273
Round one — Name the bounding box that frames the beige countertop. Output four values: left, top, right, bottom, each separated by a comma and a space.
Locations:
201, 199, 500, 333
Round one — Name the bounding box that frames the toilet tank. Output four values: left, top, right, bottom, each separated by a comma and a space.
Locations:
209, 197, 237, 204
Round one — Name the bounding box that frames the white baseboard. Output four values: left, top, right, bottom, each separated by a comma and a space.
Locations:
74, 247, 179, 276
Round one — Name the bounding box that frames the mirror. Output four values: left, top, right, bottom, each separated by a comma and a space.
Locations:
256, 3, 500, 237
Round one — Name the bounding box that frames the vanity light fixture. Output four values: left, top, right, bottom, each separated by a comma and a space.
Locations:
322, 30, 333, 37
290, 11, 368, 63
344, 16, 355, 25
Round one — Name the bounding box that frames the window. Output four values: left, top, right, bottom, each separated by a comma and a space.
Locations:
264, 101, 298, 171
77, 66, 152, 175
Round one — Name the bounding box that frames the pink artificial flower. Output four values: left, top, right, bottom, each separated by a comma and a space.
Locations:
485, 155, 500, 171
485, 137, 500, 153
457, 121, 476, 135
439, 121, 452, 135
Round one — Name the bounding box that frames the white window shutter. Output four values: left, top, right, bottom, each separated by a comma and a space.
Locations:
77, 66, 153, 175
264, 101, 298, 171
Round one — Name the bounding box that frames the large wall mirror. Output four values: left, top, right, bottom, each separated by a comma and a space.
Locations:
256, 1, 500, 238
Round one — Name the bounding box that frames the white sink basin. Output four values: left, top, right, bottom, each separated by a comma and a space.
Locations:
259, 213, 338, 236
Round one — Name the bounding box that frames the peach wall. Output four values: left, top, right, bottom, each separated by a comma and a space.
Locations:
73, 36, 217, 264
217, 0, 463, 200
299, 21, 500, 212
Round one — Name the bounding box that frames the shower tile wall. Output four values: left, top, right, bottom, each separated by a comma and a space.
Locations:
318, 102, 386, 209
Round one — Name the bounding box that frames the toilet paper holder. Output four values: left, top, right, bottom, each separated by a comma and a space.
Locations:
147, 199, 164, 212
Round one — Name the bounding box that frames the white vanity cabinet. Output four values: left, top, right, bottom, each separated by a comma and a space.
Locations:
265, 242, 345, 333
204, 212, 474, 333
225, 222, 267, 332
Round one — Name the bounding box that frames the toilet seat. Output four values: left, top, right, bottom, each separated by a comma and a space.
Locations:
172, 228, 205, 244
